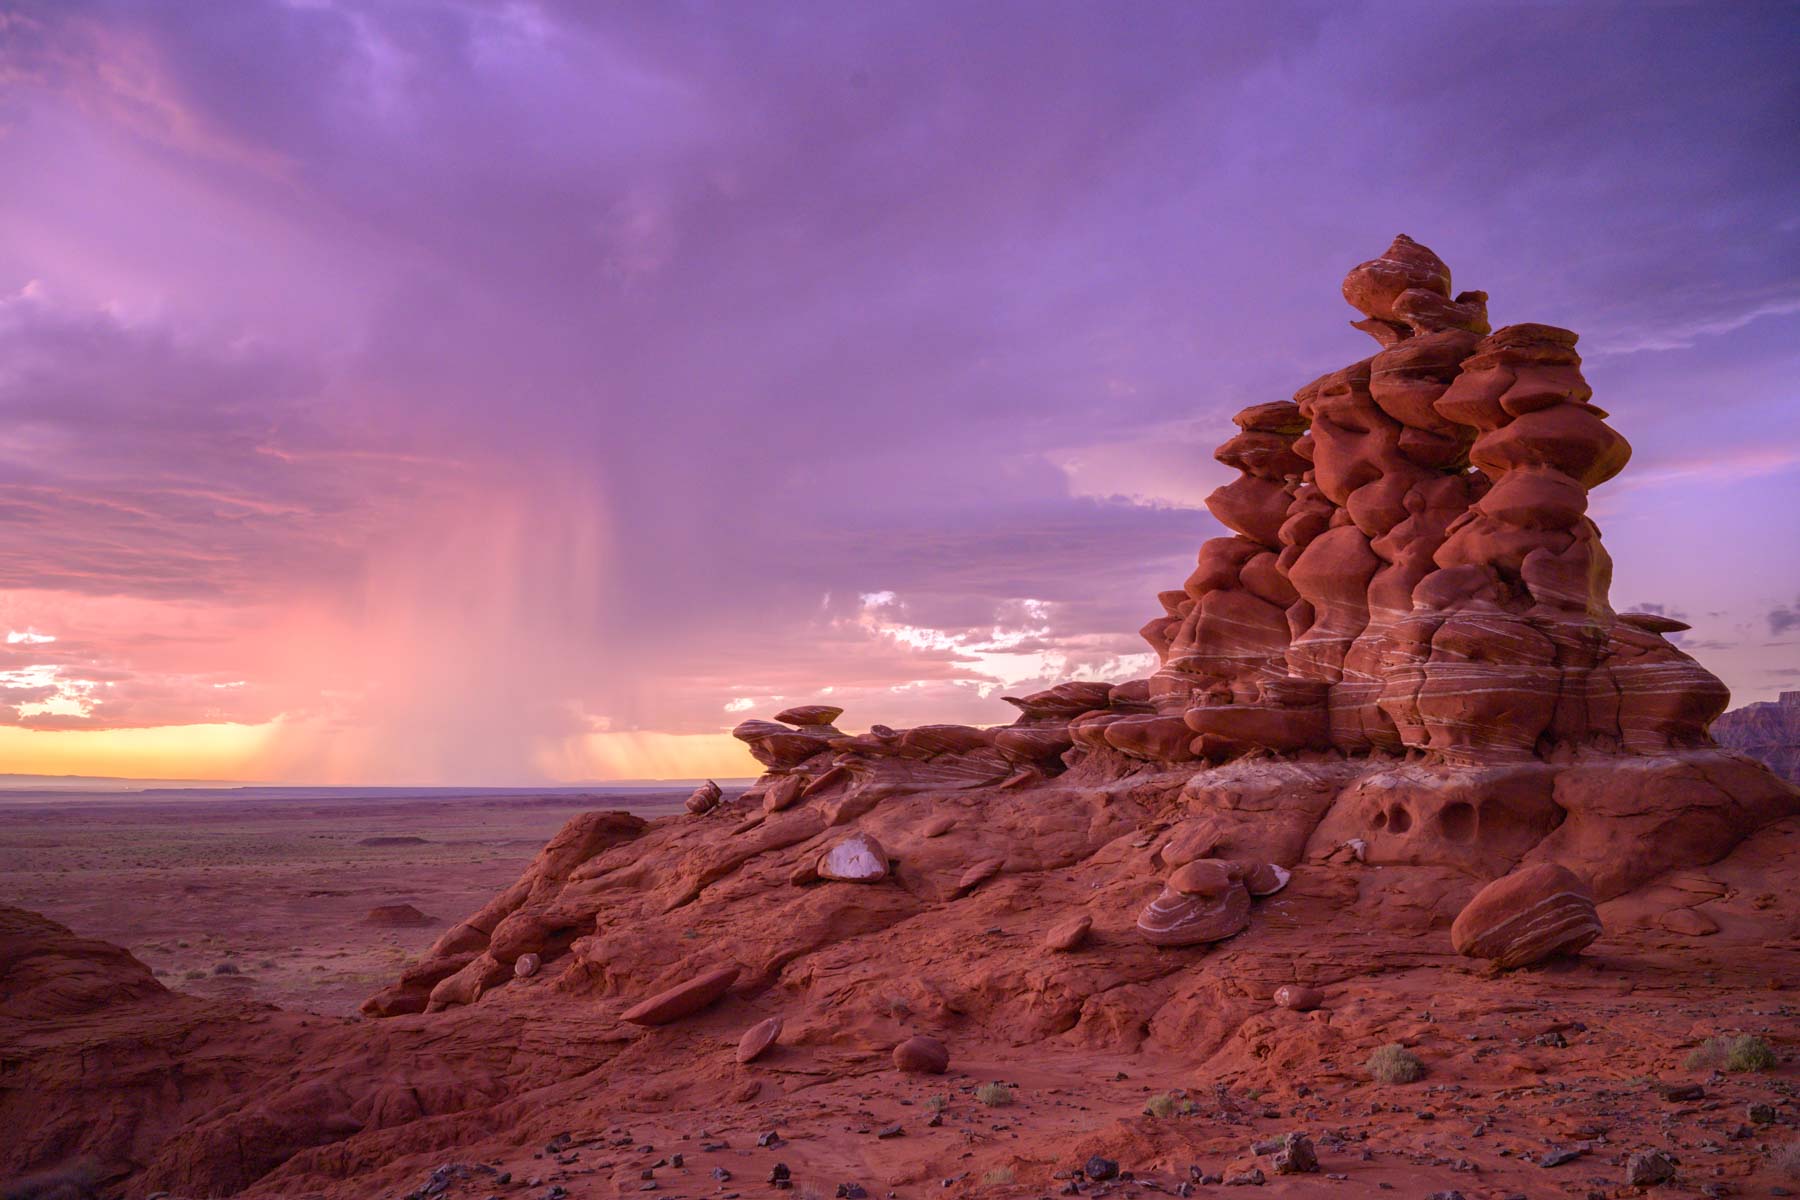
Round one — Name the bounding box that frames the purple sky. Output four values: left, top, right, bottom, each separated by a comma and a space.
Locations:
1, 0, 1796, 783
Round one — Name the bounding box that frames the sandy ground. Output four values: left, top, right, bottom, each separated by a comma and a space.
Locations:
0, 788, 686, 1016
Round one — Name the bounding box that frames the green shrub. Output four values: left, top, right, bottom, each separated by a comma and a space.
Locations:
1366, 1043, 1424, 1083
1143, 1091, 1195, 1118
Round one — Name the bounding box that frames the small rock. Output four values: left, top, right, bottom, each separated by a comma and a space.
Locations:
757, 1131, 782, 1148
736, 1016, 783, 1064
957, 857, 1005, 893
513, 953, 541, 979
1274, 984, 1324, 1012
1539, 1146, 1584, 1168
1271, 1132, 1318, 1175
876, 1124, 904, 1139
1748, 1102, 1776, 1125
1624, 1150, 1675, 1187
1045, 914, 1093, 952
769, 1162, 792, 1183
921, 814, 956, 838
1083, 1157, 1118, 1182
1659, 1082, 1704, 1102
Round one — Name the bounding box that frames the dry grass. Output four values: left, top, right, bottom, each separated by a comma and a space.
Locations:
1770, 1140, 1800, 1181
1143, 1091, 1195, 1118
1366, 1043, 1424, 1083
981, 1168, 1015, 1186
1685, 1034, 1777, 1073
974, 1082, 1015, 1107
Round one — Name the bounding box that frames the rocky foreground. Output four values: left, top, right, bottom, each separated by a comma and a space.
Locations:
5, 237, 1799, 1199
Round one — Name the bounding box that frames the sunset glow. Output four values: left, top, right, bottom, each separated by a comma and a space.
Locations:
1, 2, 1795, 784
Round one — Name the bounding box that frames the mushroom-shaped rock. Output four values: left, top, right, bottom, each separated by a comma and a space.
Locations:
686, 780, 723, 815
513, 952, 541, 979
817, 833, 889, 882
736, 1016, 783, 1064
1045, 914, 1092, 952
1274, 984, 1324, 1012
774, 704, 844, 727
1138, 860, 1252, 947
732, 719, 834, 770
956, 857, 1004, 893
892, 1034, 949, 1074
620, 966, 740, 1026
1450, 863, 1602, 968
763, 773, 805, 813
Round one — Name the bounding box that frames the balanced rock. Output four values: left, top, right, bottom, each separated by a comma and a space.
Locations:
773, 704, 845, 727
1451, 863, 1602, 968
1045, 914, 1092, 952
892, 1034, 949, 1074
817, 833, 889, 882
620, 966, 740, 1026
686, 780, 723, 814
1138, 860, 1252, 947
736, 1016, 783, 1064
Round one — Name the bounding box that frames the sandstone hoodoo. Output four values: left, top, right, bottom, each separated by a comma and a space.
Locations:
357, 235, 1794, 1029
685, 779, 723, 814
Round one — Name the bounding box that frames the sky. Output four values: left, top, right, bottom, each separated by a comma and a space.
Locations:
0, 0, 1795, 785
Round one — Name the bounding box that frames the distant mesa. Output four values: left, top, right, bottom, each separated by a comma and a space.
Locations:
1714, 690, 1800, 784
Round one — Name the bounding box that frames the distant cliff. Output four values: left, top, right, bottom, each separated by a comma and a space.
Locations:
1715, 691, 1800, 784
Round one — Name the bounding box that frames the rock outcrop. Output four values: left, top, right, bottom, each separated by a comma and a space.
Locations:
357, 235, 1796, 1027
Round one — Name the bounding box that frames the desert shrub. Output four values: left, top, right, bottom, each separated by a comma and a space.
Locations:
183, 970, 204, 980
981, 1168, 1015, 1186
1685, 1035, 1776, 1073
259, 959, 277, 970
1771, 1140, 1800, 1181
212, 962, 239, 975
1143, 1092, 1195, 1118
975, 1082, 1014, 1107
1366, 1043, 1424, 1083
925, 1094, 949, 1112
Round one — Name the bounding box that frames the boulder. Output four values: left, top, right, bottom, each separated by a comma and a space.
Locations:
1450, 863, 1601, 968
762, 774, 805, 813
892, 1035, 949, 1074
817, 833, 889, 883
513, 953, 541, 979
1139, 860, 1252, 947
685, 780, 723, 815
